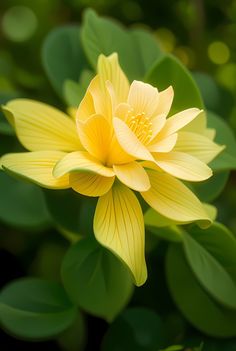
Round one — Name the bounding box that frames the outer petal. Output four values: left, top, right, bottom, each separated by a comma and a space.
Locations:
128, 81, 159, 118
154, 151, 212, 182
141, 170, 211, 226
148, 133, 178, 152
174, 131, 224, 163
70, 172, 115, 197
3, 99, 81, 151
53, 151, 114, 178
94, 182, 147, 286
113, 117, 154, 161
156, 108, 202, 139
113, 162, 150, 191
1, 151, 69, 189
77, 75, 112, 122
98, 53, 130, 104
155, 86, 174, 117
77, 114, 112, 164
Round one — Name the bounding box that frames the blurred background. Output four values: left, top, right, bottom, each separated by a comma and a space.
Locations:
0, 0, 236, 350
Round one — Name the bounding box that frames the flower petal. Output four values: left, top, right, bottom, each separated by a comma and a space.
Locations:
113, 117, 154, 161
148, 133, 178, 152
70, 172, 114, 197
76, 85, 96, 122
94, 182, 147, 286
77, 114, 112, 164
154, 151, 212, 181
155, 86, 174, 117
1, 151, 69, 189
53, 151, 114, 178
128, 80, 159, 118
3, 99, 81, 151
98, 53, 130, 104
141, 169, 211, 225
149, 114, 166, 140
174, 131, 224, 163
113, 162, 150, 191
157, 108, 202, 139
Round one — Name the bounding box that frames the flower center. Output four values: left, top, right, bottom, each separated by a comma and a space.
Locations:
126, 108, 153, 144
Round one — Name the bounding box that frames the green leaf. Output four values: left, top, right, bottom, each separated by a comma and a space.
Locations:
0, 278, 77, 339
42, 25, 88, 98
208, 111, 236, 171
166, 244, 236, 337
144, 208, 183, 242
81, 9, 163, 81
102, 307, 166, 351
43, 189, 96, 236
63, 80, 84, 107
145, 55, 204, 114
0, 172, 51, 229
57, 313, 86, 351
61, 237, 133, 322
191, 171, 230, 202
160, 346, 184, 351
182, 223, 236, 310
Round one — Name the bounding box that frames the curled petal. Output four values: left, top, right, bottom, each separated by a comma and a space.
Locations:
113, 161, 150, 191
53, 151, 114, 178
1, 151, 69, 189
70, 172, 115, 197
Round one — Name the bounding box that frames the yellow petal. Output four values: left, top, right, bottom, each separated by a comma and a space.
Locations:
113, 162, 150, 191
53, 151, 114, 178
115, 102, 131, 121
128, 80, 159, 118
149, 114, 166, 140
77, 75, 112, 122
98, 53, 130, 105
154, 151, 212, 182
148, 133, 178, 152
155, 86, 174, 117
76, 83, 96, 122
157, 108, 202, 139
94, 182, 147, 286
174, 131, 224, 163
141, 169, 211, 225
3, 99, 81, 152
70, 172, 114, 197
1, 151, 69, 189
203, 128, 216, 140
113, 117, 154, 161
181, 110, 206, 134
67, 107, 77, 120
77, 114, 112, 164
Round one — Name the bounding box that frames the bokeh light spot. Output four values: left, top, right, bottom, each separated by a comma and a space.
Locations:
2, 6, 38, 42
208, 41, 230, 65
155, 28, 176, 53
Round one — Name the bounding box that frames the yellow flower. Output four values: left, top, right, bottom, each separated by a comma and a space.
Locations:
0, 53, 223, 286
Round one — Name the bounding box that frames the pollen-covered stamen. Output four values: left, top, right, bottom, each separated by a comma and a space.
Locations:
125, 109, 153, 144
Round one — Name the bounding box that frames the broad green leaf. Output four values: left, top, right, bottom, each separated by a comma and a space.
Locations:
57, 313, 86, 351
145, 55, 204, 114
191, 171, 229, 202
166, 244, 236, 337
182, 223, 236, 310
43, 189, 96, 236
0, 278, 77, 339
144, 208, 183, 242
63, 80, 84, 107
61, 237, 133, 322
81, 9, 163, 81
208, 111, 236, 171
160, 346, 184, 351
0, 172, 50, 229
102, 308, 166, 351
42, 25, 88, 98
